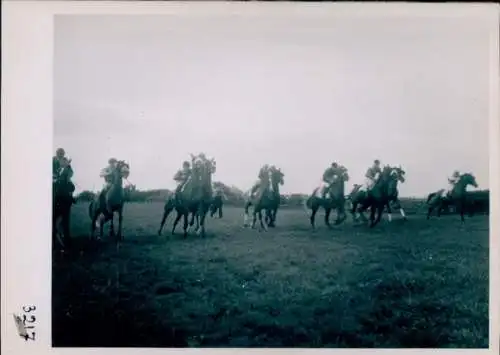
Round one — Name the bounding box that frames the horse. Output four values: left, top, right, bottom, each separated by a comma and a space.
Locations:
243, 166, 284, 230
349, 165, 393, 228
89, 160, 130, 241
52, 163, 76, 250
158, 156, 216, 238
304, 168, 349, 229
265, 167, 285, 227
157, 194, 199, 234
384, 166, 408, 222
426, 173, 478, 223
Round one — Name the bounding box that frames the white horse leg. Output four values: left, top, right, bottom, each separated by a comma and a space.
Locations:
194, 214, 200, 233
400, 208, 407, 219
243, 212, 249, 227
387, 212, 392, 222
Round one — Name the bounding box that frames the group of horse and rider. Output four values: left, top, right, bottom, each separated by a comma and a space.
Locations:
53, 147, 478, 249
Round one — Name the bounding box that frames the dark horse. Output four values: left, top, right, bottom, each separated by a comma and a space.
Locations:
243, 166, 284, 230
158, 155, 216, 238
426, 173, 478, 223
349, 166, 393, 228
384, 166, 408, 222
89, 160, 130, 241
53, 163, 76, 250
304, 167, 349, 229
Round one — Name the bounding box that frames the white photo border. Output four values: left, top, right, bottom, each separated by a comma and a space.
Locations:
2, 1, 499, 355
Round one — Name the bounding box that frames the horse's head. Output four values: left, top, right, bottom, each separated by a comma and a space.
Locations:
339, 166, 349, 182
375, 165, 393, 187
390, 165, 406, 183
459, 173, 478, 189
270, 166, 284, 186
114, 160, 130, 182
192, 155, 216, 186
58, 157, 73, 179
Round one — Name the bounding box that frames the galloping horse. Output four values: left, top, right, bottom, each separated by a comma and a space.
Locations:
426, 173, 478, 223
89, 160, 130, 241
243, 166, 284, 230
304, 167, 349, 229
349, 165, 393, 228
53, 162, 76, 250
385, 166, 408, 222
158, 155, 216, 238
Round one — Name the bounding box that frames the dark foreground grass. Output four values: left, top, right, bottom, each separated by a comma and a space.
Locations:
52, 203, 489, 348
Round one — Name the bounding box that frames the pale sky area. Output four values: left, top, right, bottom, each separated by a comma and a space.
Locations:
54, 14, 490, 197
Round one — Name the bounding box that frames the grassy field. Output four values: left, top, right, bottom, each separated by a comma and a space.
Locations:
52, 202, 489, 348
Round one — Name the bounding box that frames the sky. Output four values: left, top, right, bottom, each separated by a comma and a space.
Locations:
53, 13, 491, 197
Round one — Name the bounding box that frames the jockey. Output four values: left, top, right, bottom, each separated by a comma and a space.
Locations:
444, 170, 461, 197
53, 148, 69, 182
53, 154, 75, 201
323, 162, 342, 184
319, 162, 342, 197
54, 156, 74, 182
99, 158, 118, 198
250, 164, 270, 197
174, 160, 192, 195
448, 170, 461, 185
364, 159, 382, 191
59, 157, 74, 178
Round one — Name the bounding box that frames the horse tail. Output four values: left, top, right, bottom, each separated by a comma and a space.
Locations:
426, 192, 436, 205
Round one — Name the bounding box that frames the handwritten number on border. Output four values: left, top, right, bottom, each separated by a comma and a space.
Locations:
15, 305, 37, 341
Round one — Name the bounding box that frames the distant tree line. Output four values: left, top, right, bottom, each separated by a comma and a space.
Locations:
76, 183, 489, 214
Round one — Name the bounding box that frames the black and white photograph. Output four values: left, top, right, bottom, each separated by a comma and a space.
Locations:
2, 1, 500, 352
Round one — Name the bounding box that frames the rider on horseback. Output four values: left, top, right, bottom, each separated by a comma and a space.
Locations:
174, 160, 192, 200
98, 158, 118, 206
444, 170, 461, 197
364, 159, 382, 192
53, 148, 72, 182
250, 164, 270, 198
320, 162, 342, 198
53, 148, 75, 195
